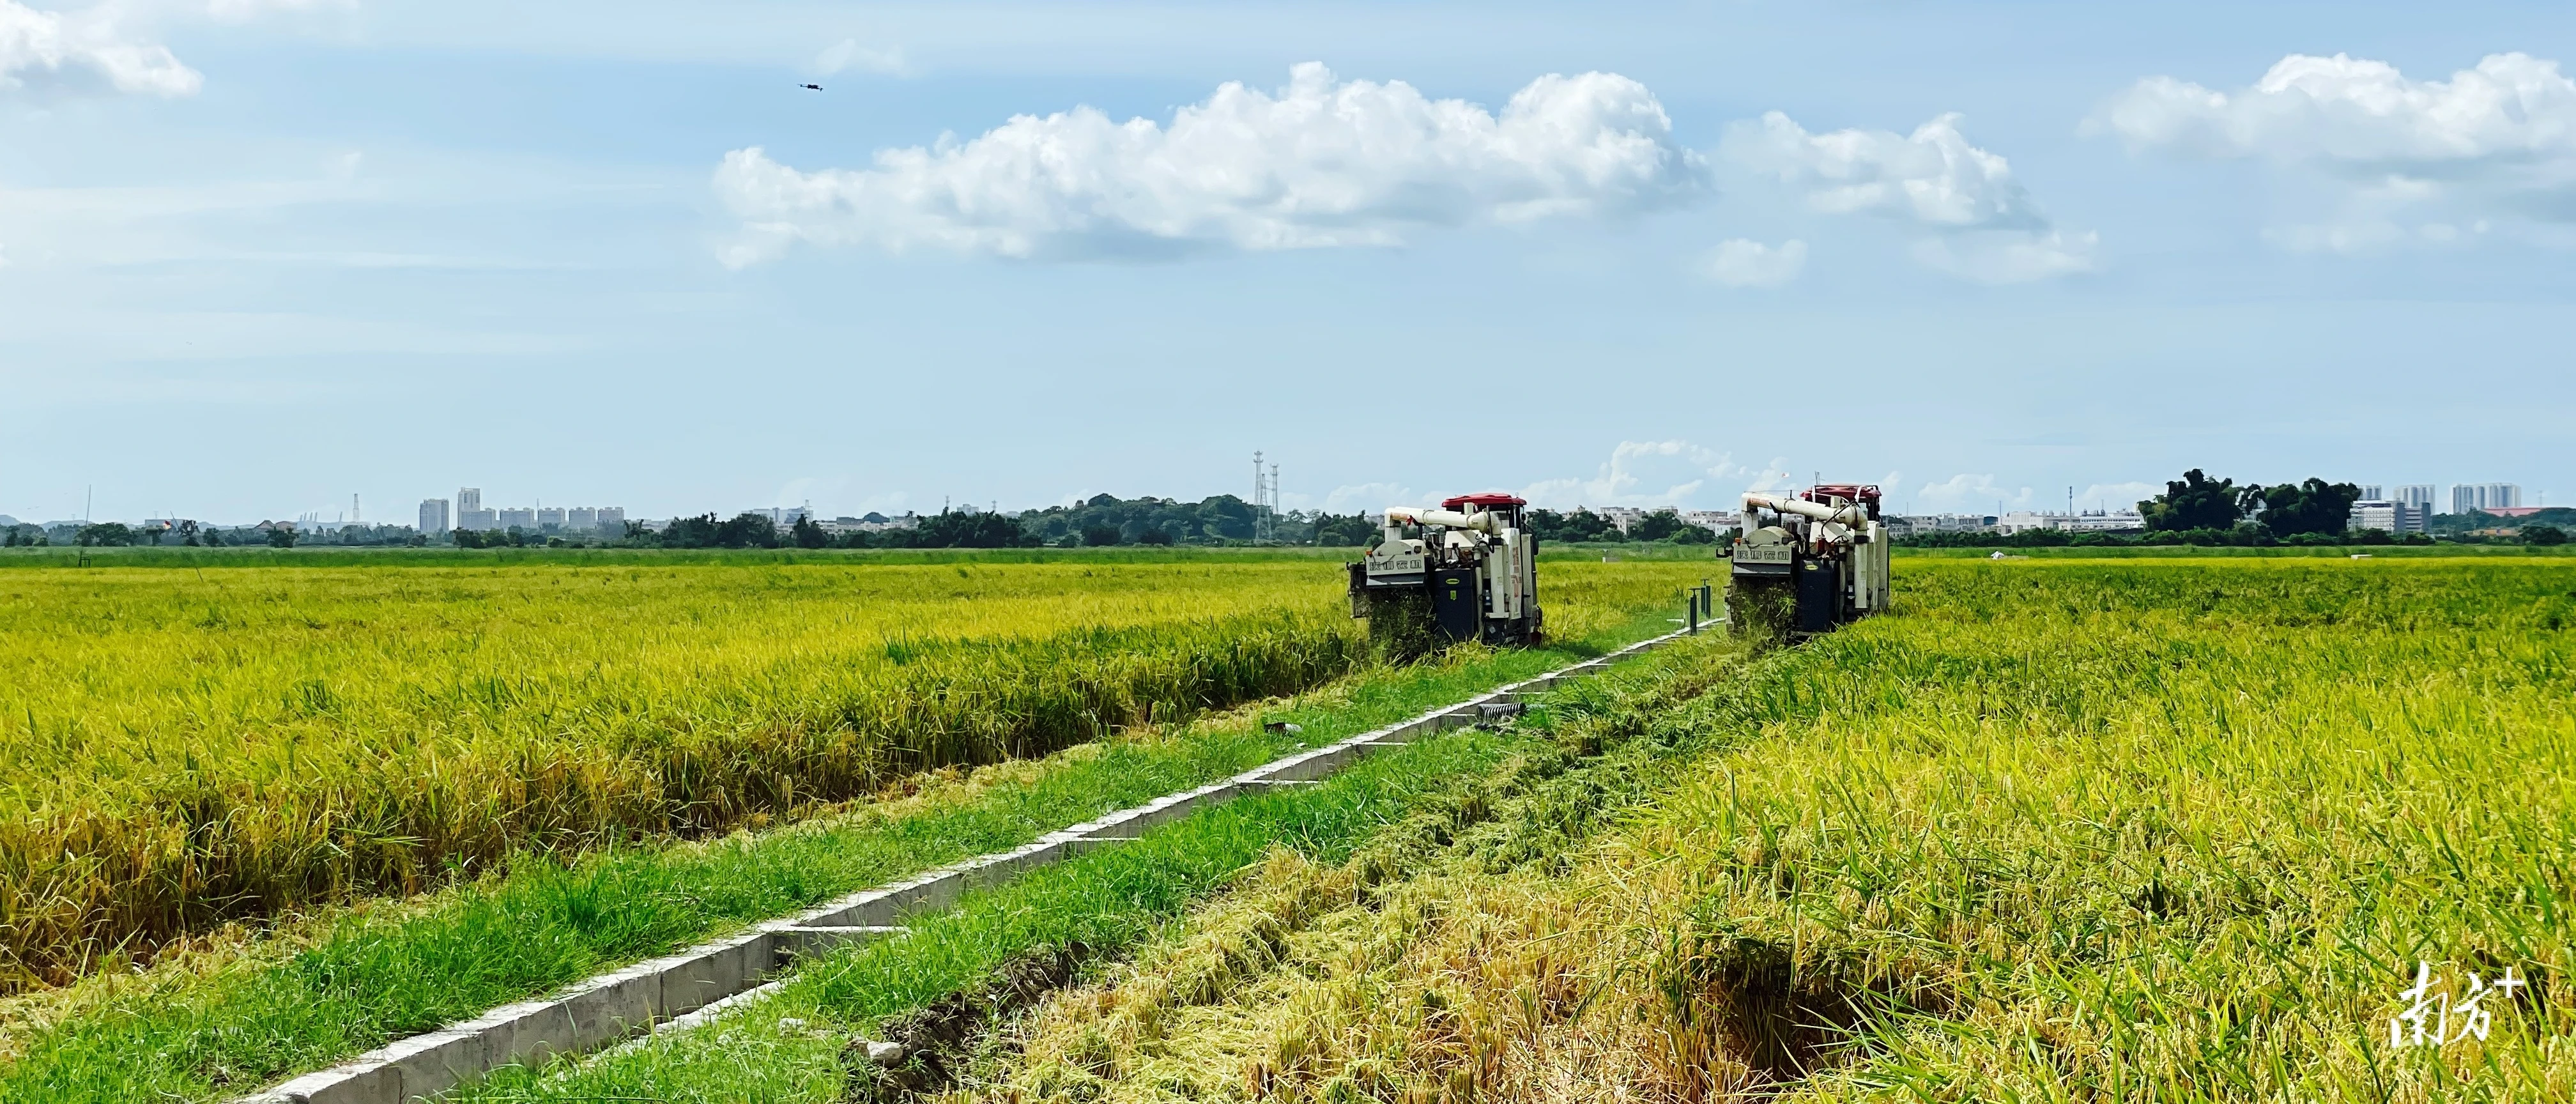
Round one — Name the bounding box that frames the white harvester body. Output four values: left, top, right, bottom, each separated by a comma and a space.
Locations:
1728, 483, 1891, 636
1349, 493, 1543, 647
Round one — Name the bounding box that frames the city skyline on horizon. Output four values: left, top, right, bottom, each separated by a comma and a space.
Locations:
0, 474, 2547, 530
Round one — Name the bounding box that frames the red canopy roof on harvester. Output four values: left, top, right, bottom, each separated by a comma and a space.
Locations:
1441, 493, 1529, 509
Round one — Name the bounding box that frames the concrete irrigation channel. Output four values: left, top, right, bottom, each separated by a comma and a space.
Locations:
241, 629, 1693, 1104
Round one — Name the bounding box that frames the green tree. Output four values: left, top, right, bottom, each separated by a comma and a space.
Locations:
1630, 510, 1684, 541
2140, 470, 2242, 532
2526, 524, 2568, 546
75, 523, 135, 546
2243, 478, 2363, 537
1526, 508, 1615, 542
916, 509, 1039, 548
791, 515, 830, 549
662, 514, 721, 548
265, 525, 298, 548
714, 512, 780, 549
1082, 524, 1123, 547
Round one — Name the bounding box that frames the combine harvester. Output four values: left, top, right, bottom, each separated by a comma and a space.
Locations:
1728, 482, 1891, 641
1347, 493, 1542, 659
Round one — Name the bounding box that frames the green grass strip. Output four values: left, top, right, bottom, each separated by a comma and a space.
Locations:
0, 618, 1671, 1104
449, 717, 1546, 1103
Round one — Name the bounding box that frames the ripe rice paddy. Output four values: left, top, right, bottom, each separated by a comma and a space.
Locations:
0, 557, 1714, 995
565, 556, 2569, 1104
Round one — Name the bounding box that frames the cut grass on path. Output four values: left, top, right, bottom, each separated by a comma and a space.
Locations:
445, 632, 1751, 1104
0, 615, 1681, 1104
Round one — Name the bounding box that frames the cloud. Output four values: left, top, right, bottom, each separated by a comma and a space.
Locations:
1515, 441, 1758, 510
1321, 482, 1415, 515
2095, 52, 2576, 245
1723, 111, 2093, 281
1910, 473, 2034, 512
714, 62, 1703, 264
2079, 482, 2161, 510
0, 0, 201, 96
1702, 238, 1804, 287
813, 37, 903, 77
2095, 52, 2576, 165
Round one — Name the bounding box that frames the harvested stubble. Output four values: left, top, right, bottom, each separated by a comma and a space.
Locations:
943, 558, 2576, 1103
0, 558, 1706, 996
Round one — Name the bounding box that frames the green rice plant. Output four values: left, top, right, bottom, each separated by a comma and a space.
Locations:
438, 702, 1588, 1104
0, 558, 1706, 993
873, 556, 2576, 1103
0, 613, 1682, 1104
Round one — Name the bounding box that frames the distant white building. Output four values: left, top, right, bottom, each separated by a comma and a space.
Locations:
1680, 509, 1738, 534
456, 487, 496, 530
535, 507, 566, 528
1885, 514, 1995, 538
2453, 483, 2522, 512
825, 512, 917, 533
1992, 509, 2143, 536
567, 506, 597, 528
2069, 509, 2145, 532
2349, 500, 2428, 535
498, 507, 536, 529
1590, 506, 1647, 533
596, 507, 625, 530
419, 498, 450, 533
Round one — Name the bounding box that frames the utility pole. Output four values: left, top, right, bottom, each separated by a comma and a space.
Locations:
1252, 451, 1269, 542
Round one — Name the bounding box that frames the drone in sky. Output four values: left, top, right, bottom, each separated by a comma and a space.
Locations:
799, 83, 822, 91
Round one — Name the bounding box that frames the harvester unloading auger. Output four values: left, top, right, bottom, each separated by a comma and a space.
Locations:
1728, 483, 1891, 643
1347, 493, 1541, 661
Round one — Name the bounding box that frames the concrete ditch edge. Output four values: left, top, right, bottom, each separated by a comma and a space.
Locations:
241, 627, 1690, 1104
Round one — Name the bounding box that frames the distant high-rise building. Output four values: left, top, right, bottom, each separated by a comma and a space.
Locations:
2452, 483, 2524, 513
419, 498, 451, 533
2395, 485, 2437, 514
2349, 501, 2427, 535
569, 507, 597, 528
456, 487, 496, 529
535, 507, 566, 528
498, 507, 536, 529
2357, 485, 2384, 500
596, 507, 625, 531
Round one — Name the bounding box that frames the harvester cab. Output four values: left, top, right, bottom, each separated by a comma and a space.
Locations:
1347, 493, 1542, 656
1727, 483, 1890, 639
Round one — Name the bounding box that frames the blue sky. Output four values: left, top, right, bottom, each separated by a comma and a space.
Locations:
3, 1, 2570, 524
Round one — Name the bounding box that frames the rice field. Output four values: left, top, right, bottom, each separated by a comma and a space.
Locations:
897, 558, 2576, 1102
0, 557, 1713, 995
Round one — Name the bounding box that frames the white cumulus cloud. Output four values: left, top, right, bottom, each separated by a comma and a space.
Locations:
1516, 441, 1758, 511
1910, 473, 2034, 513
714, 62, 1704, 264
1723, 111, 2094, 282
1702, 237, 1805, 287
2096, 52, 2576, 165
2095, 52, 2576, 246
0, 0, 201, 96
